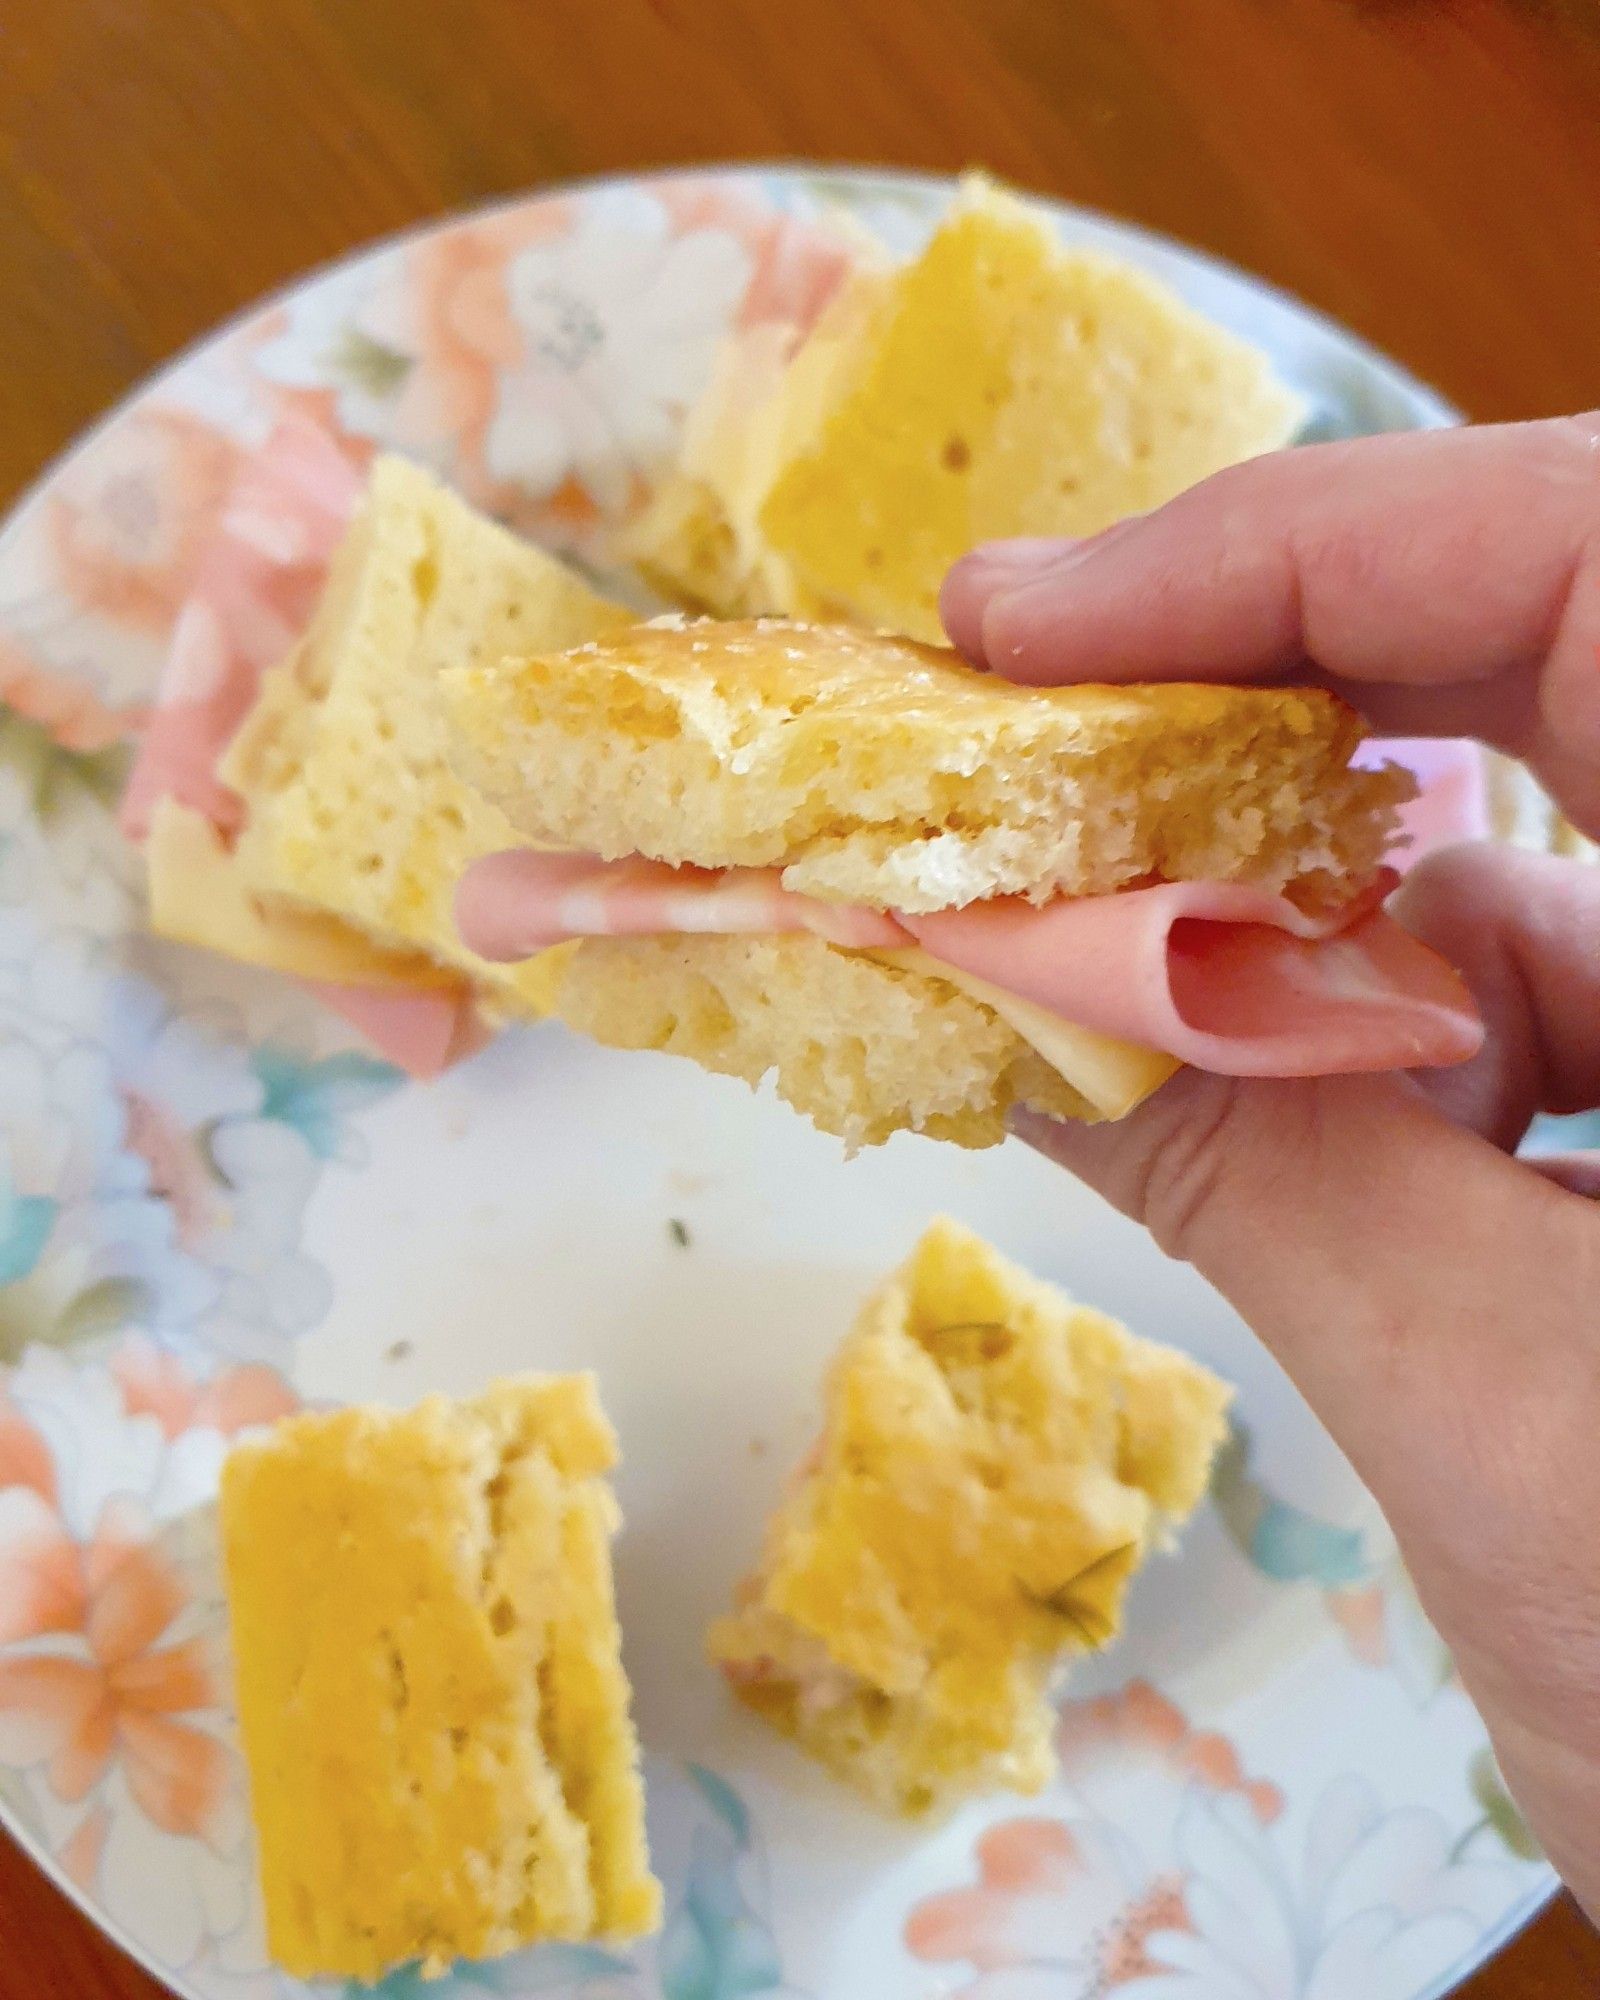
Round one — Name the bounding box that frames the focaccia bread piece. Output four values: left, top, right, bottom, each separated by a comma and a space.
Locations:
630, 176, 1302, 640
220, 1374, 660, 1981
708, 1218, 1231, 1813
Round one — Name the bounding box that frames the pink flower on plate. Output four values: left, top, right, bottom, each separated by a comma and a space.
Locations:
0, 1381, 55, 1505
111, 1335, 295, 1442
1114, 1779, 1526, 1999
483, 187, 754, 515
1057, 1680, 1285, 1827
0, 636, 138, 756
0, 1487, 226, 1829
247, 201, 575, 508
906, 1681, 1283, 1996
400, 204, 577, 496
654, 175, 861, 341
44, 408, 243, 641
906, 1818, 1190, 1995
0, 402, 246, 740
0, 1342, 293, 1965
119, 1090, 220, 1253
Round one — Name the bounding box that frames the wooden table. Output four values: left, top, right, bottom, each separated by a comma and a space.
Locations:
0, 1, 1597, 1993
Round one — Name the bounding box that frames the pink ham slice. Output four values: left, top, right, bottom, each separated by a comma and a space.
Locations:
121, 417, 367, 842
121, 417, 477, 1080
456, 850, 906, 957
458, 850, 1483, 1079
902, 876, 1482, 1076
304, 981, 483, 1081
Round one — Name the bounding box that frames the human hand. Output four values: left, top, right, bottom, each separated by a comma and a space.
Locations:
942, 414, 1600, 1913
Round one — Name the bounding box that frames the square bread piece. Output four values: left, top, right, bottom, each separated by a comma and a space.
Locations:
708, 1219, 1231, 1815
443, 616, 1406, 1149
630, 177, 1302, 641
220, 1375, 661, 1982
220, 454, 630, 1018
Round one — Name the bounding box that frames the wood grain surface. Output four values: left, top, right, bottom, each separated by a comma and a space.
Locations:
0, 0, 1596, 1993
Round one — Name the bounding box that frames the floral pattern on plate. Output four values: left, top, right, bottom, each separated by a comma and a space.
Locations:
0, 167, 1563, 1999
0, 1340, 293, 1968
906, 1682, 1530, 1999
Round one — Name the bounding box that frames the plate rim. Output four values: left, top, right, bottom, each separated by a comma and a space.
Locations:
0, 157, 1558, 2000
0, 155, 1462, 554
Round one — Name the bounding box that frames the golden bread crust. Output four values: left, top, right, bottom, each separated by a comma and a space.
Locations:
222, 454, 628, 1015
551, 931, 1092, 1150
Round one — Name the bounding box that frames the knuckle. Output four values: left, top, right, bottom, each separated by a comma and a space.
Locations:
1126, 1078, 1253, 1263
1396, 843, 1500, 931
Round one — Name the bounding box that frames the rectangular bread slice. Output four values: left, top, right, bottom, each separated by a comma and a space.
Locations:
444, 617, 1404, 916
220, 454, 630, 1018
630, 176, 1302, 641
543, 930, 1102, 1149
708, 1219, 1231, 1814
220, 1374, 660, 1981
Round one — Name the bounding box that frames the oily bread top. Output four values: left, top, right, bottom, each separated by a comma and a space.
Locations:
444, 614, 1410, 914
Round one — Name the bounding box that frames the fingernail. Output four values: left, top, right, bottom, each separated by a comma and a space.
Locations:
941, 539, 1086, 662
958, 536, 1085, 584
977, 519, 1149, 674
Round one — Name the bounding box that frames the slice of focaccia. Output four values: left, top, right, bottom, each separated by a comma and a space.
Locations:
629, 176, 1303, 639
205, 455, 629, 1017
220, 1374, 661, 1980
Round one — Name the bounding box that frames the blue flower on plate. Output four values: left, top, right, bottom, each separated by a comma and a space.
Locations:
331, 1764, 799, 2000
0, 1170, 55, 1288
1211, 1427, 1374, 1590
250, 1047, 405, 1164
344, 1943, 637, 1999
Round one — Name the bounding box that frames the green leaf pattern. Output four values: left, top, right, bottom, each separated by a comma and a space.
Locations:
0, 707, 130, 822
332, 327, 415, 399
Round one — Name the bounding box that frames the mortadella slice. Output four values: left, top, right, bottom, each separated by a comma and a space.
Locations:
456, 850, 906, 959
903, 879, 1483, 1077
121, 417, 366, 842
456, 849, 1483, 1079
304, 982, 484, 1081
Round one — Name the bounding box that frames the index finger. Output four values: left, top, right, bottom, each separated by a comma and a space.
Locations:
941, 414, 1600, 838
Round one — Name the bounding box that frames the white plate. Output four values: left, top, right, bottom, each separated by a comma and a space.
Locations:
0, 166, 1558, 2000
